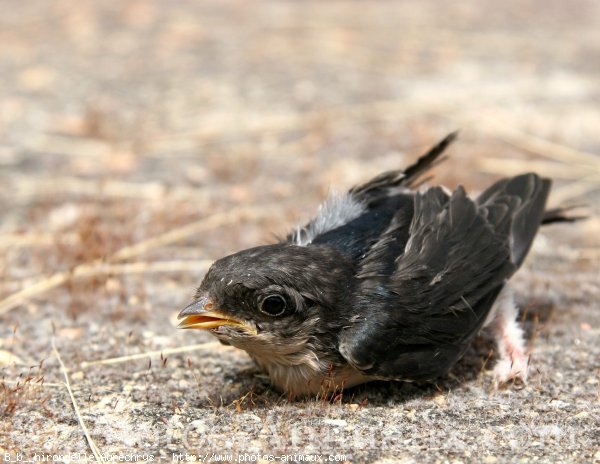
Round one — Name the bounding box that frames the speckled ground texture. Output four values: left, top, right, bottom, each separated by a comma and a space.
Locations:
1, 1, 599, 463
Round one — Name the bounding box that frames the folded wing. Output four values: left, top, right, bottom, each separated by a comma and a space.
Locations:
339, 174, 550, 381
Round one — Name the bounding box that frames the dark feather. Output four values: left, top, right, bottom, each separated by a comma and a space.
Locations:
338, 182, 537, 381
311, 194, 414, 263
318, 136, 555, 381
477, 173, 551, 267
541, 206, 587, 225
350, 131, 458, 204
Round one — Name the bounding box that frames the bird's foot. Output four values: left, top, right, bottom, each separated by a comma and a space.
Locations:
493, 351, 529, 388
485, 286, 529, 388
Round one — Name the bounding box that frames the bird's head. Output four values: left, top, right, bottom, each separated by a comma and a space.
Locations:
177, 244, 354, 363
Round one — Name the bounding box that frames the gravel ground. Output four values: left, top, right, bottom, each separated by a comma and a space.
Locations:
1, 1, 599, 463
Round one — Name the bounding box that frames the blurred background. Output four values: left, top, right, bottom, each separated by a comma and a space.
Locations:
1, 0, 599, 460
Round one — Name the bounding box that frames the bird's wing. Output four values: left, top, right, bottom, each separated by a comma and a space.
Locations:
287, 132, 457, 249
339, 185, 519, 381
476, 173, 551, 267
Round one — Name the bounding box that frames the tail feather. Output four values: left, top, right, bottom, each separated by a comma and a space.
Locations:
542, 206, 587, 225
350, 132, 458, 202
403, 131, 458, 187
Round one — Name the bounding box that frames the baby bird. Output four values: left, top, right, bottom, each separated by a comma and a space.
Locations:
178, 133, 568, 396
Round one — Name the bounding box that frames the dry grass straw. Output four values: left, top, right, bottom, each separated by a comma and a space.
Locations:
0, 260, 213, 316
0, 232, 78, 249
0, 204, 276, 316
109, 205, 273, 262
477, 128, 600, 204
52, 340, 104, 462
148, 97, 460, 155
499, 129, 599, 166
79, 341, 225, 368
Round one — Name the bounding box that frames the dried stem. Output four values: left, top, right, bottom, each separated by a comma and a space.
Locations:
52, 340, 104, 462
0, 203, 277, 315
80, 341, 226, 368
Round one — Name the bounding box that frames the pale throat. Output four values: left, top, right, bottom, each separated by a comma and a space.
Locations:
226, 334, 369, 396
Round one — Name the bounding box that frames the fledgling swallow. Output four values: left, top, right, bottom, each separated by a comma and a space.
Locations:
178, 133, 575, 396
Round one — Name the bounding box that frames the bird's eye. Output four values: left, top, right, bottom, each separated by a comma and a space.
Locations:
259, 295, 287, 316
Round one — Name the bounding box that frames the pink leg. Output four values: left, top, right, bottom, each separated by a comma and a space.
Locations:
486, 287, 529, 385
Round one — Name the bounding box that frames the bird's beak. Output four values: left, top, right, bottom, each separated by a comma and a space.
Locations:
177, 296, 251, 332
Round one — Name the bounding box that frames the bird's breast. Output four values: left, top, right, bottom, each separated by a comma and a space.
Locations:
251, 352, 371, 396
